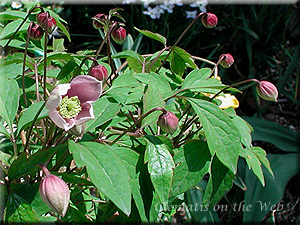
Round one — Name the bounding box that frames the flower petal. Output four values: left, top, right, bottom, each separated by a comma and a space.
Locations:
67, 75, 102, 104
48, 110, 75, 131
46, 84, 71, 110
75, 103, 94, 125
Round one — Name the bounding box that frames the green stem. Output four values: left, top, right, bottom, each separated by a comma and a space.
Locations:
110, 107, 167, 145
43, 14, 49, 101
24, 101, 46, 151
145, 47, 169, 73
209, 78, 259, 101
156, 12, 204, 72
94, 22, 117, 62
50, 148, 70, 172
21, 23, 33, 107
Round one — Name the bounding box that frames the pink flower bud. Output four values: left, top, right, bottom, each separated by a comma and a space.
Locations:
219, 53, 234, 68
158, 111, 179, 134
201, 13, 218, 28
39, 166, 70, 217
27, 22, 44, 40
89, 64, 108, 81
111, 26, 126, 45
36, 11, 57, 33
92, 13, 107, 29
256, 81, 278, 102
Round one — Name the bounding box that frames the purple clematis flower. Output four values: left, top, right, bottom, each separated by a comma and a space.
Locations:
46, 75, 102, 131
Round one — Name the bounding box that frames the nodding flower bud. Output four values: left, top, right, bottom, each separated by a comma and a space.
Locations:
39, 166, 70, 217
111, 26, 127, 45
256, 81, 278, 102
36, 11, 57, 33
27, 22, 44, 40
92, 13, 107, 29
201, 13, 218, 28
89, 64, 108, 81
219, 53, 234, 68
158, 111, 179, 134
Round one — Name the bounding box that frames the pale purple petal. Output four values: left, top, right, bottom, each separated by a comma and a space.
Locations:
48, 110, 75, 131
67, 75, 102, 104
46, 83, 71, 110
51, 83, 71, 96
75, 103, 94, 125
45, 94, 61, 111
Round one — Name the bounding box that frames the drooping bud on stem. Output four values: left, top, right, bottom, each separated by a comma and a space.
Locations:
219, 53, 234, 68
92, 13, 107, 29
89, 64, 108, 81
256, 81, 278, 102
201, 13, 218, 28
158, 111, 179, 134
27, 22, 44, 40
39, 165, 70, 217
111, 26, 127, 45
36, 11, 57, 33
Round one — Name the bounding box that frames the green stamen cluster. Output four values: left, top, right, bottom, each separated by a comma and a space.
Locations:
58, 96, 82, 119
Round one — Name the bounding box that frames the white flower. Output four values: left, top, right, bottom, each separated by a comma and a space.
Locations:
11, 1, 22, 9
186, 10, 198, 19
141, 0, 156, 8
190, 0, 208, 12
169, 0, 183, 6
143, 5, 165, 19
160, 0, 175, 13
122, 0, 136, 4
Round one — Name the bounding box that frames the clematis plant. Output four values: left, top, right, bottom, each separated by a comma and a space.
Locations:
1, 5, 284, 224
45, 75, 102, 131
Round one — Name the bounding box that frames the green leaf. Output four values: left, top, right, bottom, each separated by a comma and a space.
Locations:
251, 146, 273, 177
240, 147, 265, 186
171, 140, 211, 197
4, 193, 39, 223
86, 97, 121, 132
135, 72, 172, 97
243, 116, 298, 152
0, 19, 29, 39
189, 98, 241, 174
182, 68, 228, 94
17, 101, 48, 135
172, 46, 197, 69
225, 108, 253, 148
0, 10, 28, 20
144, 135, 175, 208
52, 37, 66, 52
11, 183, 53, 221
0, 151, 16, 166
185, 180, 220, 223
142, 80, 165, 127
0, 63, 23, 79
56, 60, 78, 80
8, 145, 62, 181
0, 121, 10, 139
113, 147, 148, 222
169, 50, 186, 76
202, 156, 235, 208
134, 27, 167, 45
0, 76, 20, 128
68, 141, 132, 216
127, 57, 143, 72
112, 50, 142, 60
122, 34, 134, 51
243, 153, 299, 223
